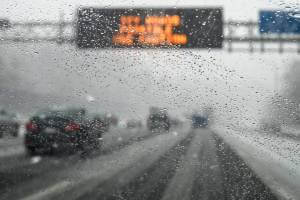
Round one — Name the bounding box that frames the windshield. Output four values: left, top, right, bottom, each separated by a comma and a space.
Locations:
0, 1, 299, 200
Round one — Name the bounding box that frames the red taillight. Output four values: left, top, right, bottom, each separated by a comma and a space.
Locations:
64, 122, 80, 132
26, 121, 38, 132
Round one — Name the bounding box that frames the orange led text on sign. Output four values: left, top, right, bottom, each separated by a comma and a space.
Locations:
112, 15, 187, 46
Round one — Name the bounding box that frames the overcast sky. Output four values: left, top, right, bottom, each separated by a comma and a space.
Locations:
0, 0, 299, 124
0, 0, 286, 21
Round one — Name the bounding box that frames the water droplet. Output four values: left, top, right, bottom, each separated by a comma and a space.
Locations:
288, 12, 300, 19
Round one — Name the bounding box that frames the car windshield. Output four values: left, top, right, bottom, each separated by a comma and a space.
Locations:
0, 0, 300, 200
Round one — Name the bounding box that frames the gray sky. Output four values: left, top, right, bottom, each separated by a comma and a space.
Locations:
0, 0, 283, 21
0, 0, 299, 125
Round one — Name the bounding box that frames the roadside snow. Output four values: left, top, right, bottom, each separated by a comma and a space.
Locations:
213, 125, 300, 200
0, 137, 24, 157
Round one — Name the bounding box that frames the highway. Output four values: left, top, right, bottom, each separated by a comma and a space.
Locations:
1, 1, 300, 200
0, 125, 287, 200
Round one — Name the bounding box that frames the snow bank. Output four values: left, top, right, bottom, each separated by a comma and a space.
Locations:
213, 126, 300, 200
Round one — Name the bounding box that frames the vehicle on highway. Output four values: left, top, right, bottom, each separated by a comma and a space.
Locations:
24, 107, 102, 155
191, 113, 208, 128
0, 109, 20, 138
0, 19, 11, 29
147, 107, 170, 132
126, 119, 142, 129
106, 113, 119, 127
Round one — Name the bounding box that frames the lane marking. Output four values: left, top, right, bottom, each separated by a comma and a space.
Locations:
20, 181, 72, 200
50, 130, 190, 200
14, 129, 190, 200
162, 131, 203, 200
0, 146, 24, 158
30, 156, 42, 164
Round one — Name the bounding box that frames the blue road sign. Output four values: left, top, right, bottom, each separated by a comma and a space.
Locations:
259, 10, 300, 34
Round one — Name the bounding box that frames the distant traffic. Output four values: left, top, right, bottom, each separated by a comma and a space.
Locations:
0, 106, 211, 157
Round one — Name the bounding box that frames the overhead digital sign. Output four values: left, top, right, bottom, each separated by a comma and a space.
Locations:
76, 8, 223, 48
259, 10, 300, 34
113, 15, 187, 46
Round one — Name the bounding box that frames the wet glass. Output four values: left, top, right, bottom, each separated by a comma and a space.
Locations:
0, 1, 299, 200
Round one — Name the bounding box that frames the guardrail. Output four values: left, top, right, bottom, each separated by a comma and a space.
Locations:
224, 21, 300, 53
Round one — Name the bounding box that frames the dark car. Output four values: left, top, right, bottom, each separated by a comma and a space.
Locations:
191, 114, 208, 128
147, 108, 170, 132
0, 109, 20, 138
0, 19, 11, 29
24, 107, 102, 155
126, 119, 142, 129
106, 113, 119, 127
